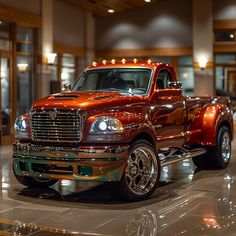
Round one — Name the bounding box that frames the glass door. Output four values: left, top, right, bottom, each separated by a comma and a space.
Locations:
0, 53, 12, 145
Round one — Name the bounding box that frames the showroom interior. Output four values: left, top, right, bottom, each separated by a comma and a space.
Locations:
0, 0, 236, 235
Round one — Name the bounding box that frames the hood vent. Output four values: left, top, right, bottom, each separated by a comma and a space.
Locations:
93, 95, 114, 100
53, 95, 79, 99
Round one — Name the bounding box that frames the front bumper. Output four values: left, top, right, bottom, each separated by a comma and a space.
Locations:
13, 142, 129, 182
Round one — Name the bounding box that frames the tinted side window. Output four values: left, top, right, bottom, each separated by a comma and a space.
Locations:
156, 70, 171, 89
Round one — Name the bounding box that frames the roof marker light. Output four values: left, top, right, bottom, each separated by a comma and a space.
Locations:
133, 58, 138, 63
121, 58, 126, 64
92, 62, 97, 67
147, 59, 152, 64
102, 60, 107, 65
111, 59, 116, 64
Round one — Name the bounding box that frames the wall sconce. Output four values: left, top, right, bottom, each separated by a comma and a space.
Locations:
44, 52, 57, 64
198, 57, 208, 70
17, 63, 29, 72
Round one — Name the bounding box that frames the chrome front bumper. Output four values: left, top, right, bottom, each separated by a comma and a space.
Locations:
13, 142, 129, 182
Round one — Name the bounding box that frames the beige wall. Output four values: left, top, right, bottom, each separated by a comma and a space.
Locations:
0, 0, 40, 15
96, 0, 192, 50
53, 0, 86, 48
213, 0, 236, 20
193, 0, 214, 96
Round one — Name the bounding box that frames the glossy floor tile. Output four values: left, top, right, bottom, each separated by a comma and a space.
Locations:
1, 140, 236, 235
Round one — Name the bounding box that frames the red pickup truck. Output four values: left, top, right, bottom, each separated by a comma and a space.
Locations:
13, 60, 233, 201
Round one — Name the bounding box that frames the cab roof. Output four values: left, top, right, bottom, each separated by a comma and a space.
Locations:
85, 60, 177, 81
86, 61, 174, 71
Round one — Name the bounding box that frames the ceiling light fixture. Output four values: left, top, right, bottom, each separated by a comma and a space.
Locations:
229, 34, 234, 39
108, 9, 115, 13
144, 0, 151, 2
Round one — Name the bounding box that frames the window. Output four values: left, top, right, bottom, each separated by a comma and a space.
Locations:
0, 21, 11, 51
16, 26, 35, 115
214, 54, 236, 92
215, 31, 235, 42
156, 70, 171, 89
156, 57, 171, 64
49, 53, 79, 93
215, 54, 236, 64
61, 54, 76, 86
177, 56, 194, 96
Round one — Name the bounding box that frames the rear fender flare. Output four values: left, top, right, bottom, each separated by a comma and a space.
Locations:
201, 104, 233, 146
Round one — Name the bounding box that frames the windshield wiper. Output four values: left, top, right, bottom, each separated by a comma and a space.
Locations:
100, 88, 133, 95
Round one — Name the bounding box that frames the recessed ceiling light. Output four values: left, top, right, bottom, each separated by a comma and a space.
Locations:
108, 9, 115, 13
229, 34, 234, 39
144, 0, 151, 2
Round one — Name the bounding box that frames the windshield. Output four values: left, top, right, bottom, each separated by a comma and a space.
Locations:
73, 68, 152, 95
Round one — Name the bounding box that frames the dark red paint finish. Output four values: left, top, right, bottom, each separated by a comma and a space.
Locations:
31, 62, 233, 149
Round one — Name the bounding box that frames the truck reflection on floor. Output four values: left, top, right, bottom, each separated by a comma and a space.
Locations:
126, 172, 236, 236
1, 110, 10, 136
0, 219, 77, 236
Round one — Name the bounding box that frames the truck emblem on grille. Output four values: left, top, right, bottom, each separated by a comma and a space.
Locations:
49, 110, 57, 120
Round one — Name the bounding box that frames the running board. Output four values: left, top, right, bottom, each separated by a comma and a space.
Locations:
160, 148, 207, 167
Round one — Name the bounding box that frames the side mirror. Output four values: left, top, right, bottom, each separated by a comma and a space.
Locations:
62, 83, 71, 92
168, 81, 182, 89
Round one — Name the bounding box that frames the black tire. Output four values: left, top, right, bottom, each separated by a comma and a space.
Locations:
13, 166, 58, 188
108, 140, 161, 201
192, 126, 231, 169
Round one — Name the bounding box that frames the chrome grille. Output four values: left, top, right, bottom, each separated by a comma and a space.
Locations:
31, 109, 85, 143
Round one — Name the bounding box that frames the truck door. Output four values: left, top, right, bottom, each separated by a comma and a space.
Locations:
150, 69, 186, 149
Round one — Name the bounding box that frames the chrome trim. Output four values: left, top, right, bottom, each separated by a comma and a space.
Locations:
160, 148, 206, 166
13, 142, 129, 158
13, 142, 129, 182
125, 145, 159, 196
222, 131, 231, 163
30, 109, 86, 143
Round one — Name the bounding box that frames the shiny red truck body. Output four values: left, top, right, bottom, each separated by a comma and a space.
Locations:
12, 61, 233, 200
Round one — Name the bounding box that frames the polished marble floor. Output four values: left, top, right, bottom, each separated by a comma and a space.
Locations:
1, 139, 236, 236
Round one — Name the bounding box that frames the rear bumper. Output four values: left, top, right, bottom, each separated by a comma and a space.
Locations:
13, 142, 129, 182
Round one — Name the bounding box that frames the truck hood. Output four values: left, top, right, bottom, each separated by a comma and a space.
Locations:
32, 91, 146, 111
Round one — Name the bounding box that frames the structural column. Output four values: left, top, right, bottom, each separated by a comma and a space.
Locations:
85, 12, 96, 66
193, 0, 214, 96
41, 0, 54, 98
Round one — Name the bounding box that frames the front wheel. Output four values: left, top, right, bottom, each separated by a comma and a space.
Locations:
192, 126, 231, 169
109, 140, 160, 201
13, 166, 58, 188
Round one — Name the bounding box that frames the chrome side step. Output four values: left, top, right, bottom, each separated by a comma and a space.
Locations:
160, 148, 207, 167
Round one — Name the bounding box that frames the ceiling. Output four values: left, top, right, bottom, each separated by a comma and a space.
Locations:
63, 0, 156, 17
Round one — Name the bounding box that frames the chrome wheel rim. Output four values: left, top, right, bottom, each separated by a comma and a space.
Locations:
125, 145, 158, 196
33, 177, 51, 183
222, 131, 231, 163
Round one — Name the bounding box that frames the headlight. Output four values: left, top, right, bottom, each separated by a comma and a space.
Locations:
14, 115, 31, 139
90, 116, 123, 134
87, 116, 124, 142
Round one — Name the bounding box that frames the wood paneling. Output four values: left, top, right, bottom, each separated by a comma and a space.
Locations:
214, 42, 236, 53
0, 3, 41, 28
214, 19, 236, 30
63, 0, 158, 16
53, 42, 85, 57
96, 47, 192, 58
